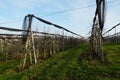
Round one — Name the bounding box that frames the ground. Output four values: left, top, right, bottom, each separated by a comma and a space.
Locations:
0, 43, 120, 80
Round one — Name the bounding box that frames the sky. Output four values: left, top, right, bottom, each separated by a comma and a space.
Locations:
0, 0, 120, 37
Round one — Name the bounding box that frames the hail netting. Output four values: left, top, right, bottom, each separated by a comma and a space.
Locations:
96, 0, 105, 31
22, 15, 33, 43
93, 0, 105, 31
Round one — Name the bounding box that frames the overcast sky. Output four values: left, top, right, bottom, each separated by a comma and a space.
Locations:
0, 0, 120, 37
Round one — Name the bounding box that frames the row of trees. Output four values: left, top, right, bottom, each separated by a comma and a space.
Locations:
0, 34, 84, 69
104, 34, 120, 44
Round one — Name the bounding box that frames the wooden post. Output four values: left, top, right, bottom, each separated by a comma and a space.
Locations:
0, 39, 3, 54
31, 32, 37, 63
91, 23, 104, 62
21, 14, 38, 69
43, 34, 47, 59
62, 30, 64, 51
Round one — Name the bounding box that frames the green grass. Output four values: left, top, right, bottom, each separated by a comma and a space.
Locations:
0, 43, 120, 80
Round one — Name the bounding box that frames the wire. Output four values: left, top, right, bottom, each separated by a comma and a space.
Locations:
103, 22, 120, 35
0, 27, 72, 38
106, 32, 120, 38
108, 0, 120, 3
41, 0, 120, 17
41, 4, 95, 17
0, 19, 23, 24
0, 26, 27, 32
0, 0, 119, 25
0, 16, 24, 24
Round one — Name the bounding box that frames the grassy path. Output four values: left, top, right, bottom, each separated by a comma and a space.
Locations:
0, 44, 86, 80
0, 44, 120, 80
34, 46, 85, 80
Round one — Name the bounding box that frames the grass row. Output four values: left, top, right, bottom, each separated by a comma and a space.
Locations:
0, 43, 119, 80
